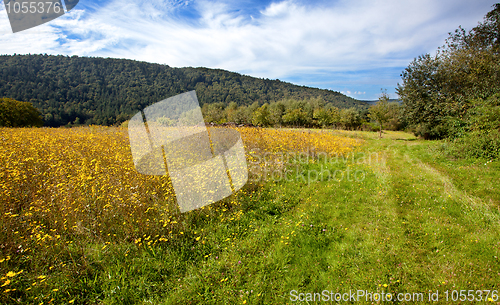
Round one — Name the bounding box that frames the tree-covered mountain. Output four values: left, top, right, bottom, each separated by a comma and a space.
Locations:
0, 54, 367, 126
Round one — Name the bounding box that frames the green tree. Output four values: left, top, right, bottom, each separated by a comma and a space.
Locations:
225, 101, 239, 123
268, 101, 285, 126
339, 108, 361, 130
313, 108, 332, 128
397, 4, 500, 139
328, 106, 341, 128
385, 102, 404, 131
233, 106, 251, 124
282, 108, 311, 127
202, 102, 226, 124
468, 93, 500, 133
369, 90, 390, 138
251, 104, 271, 127
397, 54, 447, 138
0, 98, 43, 127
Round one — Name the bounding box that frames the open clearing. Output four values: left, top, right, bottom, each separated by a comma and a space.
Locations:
1, 128, 499, 304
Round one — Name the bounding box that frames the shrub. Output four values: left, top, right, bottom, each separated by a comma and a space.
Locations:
448, 130, 500, 160
0, 98, 43, 127
360, 122, 380, 132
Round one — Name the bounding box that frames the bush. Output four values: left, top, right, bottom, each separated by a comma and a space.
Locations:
414, 123, 448, 140
442, 117, 469, 140
360, 122, 380, 132
450, 130, 500, 160
0, 98, 43, 127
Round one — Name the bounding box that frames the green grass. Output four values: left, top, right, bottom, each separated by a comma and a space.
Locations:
3, 130, 500, 304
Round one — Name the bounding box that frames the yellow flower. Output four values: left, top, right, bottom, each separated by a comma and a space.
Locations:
1, 279, 10, 287
6, 271, 16, 277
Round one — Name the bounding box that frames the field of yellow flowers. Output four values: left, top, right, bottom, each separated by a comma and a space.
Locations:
1, 127, 500, 304
0, 126, 361, 304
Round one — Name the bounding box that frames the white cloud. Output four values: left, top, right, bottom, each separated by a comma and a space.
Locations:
0, 0, 495, 85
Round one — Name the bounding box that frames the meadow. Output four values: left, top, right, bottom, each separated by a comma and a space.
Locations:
0, 127, 499, 304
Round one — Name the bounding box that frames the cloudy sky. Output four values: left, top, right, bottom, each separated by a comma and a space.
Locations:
0, 0, 496, 100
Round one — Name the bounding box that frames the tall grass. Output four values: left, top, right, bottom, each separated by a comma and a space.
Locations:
0, 126, 361, 304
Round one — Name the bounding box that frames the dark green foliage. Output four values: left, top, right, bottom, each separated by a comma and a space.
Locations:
385, 102, 404, 131
282, 108, 312, 127
398, 4, 500, 140
0, 98, 43, 127
451, 131, 500, 160
280, 98, 315, 127
0, 54, 366, 127
197, 95, 369, 130
360, 121, 381, 132
313, 107, 338, 128
468, 93, 500, 133
397, 54, 450, 139
448, 94, 500, 160
201, 102, 226, 124
251, 104, 271, 127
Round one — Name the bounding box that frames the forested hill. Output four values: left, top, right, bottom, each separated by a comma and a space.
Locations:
0, 54, 366, 126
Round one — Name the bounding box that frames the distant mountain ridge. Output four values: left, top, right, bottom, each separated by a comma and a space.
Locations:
360, 99, 401, 105
0, 54, 368, 126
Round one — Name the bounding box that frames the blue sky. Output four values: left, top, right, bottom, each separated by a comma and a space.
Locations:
0, 0, 496, 100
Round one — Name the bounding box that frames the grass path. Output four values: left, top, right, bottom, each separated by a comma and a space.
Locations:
159, 131, 500, 304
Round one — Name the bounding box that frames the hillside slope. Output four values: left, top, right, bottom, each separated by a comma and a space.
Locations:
0, 54, 367, 126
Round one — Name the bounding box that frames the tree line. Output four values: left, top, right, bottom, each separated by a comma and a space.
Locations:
197, 94, 403, 131
0, 54, 367, 127
397, 3, 500, 158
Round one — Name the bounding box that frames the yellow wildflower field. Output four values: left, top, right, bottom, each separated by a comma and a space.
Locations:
0, 126, 361, 240
0, 126, 361, 297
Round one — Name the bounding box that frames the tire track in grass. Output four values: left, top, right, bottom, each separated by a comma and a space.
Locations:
382, 140, 500, 294
165, 132, 500, 304
415, 159, 499, 224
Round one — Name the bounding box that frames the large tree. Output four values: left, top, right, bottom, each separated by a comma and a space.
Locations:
397, 4, 500, 139
339, 108, 361, 130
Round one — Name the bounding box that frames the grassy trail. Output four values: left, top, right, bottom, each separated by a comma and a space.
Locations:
161, 131, 500, 304
369, 133, 499, 294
